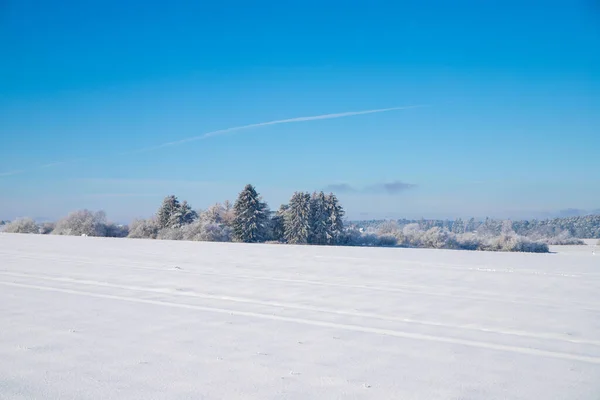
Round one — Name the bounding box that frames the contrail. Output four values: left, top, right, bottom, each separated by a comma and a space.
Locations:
1, 105, 424, 176
125, 105, 424, 155
0, 170, 25, 177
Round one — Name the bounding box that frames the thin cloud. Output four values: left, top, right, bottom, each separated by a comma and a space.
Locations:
125, 105, 425, 155
323, 180, 418, 195
0, 170, 25, 177
367, 181, 418, 194
322, 183, 358, 193
41, 159, 84, 168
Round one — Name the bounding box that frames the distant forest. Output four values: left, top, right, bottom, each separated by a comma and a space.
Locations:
349, 214, 600, 239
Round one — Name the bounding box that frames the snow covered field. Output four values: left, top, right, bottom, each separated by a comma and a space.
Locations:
1, 234, 599, 399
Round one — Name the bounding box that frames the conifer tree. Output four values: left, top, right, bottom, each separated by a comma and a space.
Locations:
156, 195, 197, 229
271, 204, 288, 242
232, 184, 269, 243
284, 192, 311, 244
324, 193, 345, 244
308, 191, 330, 245
171, 200, 197, 227
156, 195, 181, 229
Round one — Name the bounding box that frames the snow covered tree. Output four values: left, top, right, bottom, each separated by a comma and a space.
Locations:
270, 204, 288, 242
465, 217, 477, 233
156, 195, 181, 229
378, 220, 400, 236
221, 200, 235, 227
324, 193, 345, 244
452, 218, 465, 234
2, 218, 40, 234
40, 222, 55, 234
308, 191, 330, 245
128, 218, 159, 239
156, 195, 197, 229
52, 210, 108, 236
200, 203, 224, 225
169, 200, 197, 228
232, 184, 269, 243
180, 201, 198, 225
284, 192, 311, 244
501, 219, 514, 234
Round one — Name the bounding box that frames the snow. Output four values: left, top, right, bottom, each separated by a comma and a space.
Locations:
1, 234, 599, 399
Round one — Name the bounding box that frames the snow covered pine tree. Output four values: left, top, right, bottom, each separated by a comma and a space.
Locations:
284, 192, 311, 244
232, 184, 269, 243
156, 195, 197, 229
309, 191, 330, 245
324, 193, 345, 245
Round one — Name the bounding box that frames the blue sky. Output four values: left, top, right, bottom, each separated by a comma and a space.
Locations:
1, 0, 599, 222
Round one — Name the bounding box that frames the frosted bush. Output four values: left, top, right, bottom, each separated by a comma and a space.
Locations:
360, 233, 381, 246
128, 218, 159, 239
532, 231, 584, 245
337, 228, 364, 246
152, 221, 233, 242
420, 227, 458, 249
196, 223, 232, 242
2, 218, 40, 234
402, 223, 424, 247
53, 210, 108, 237
177, 221, 204, 241
105, 223, 129, 238
181, 222, 232, 242
482, 234, 549, 253
365, 223, 549, 253
156, 227, 185, 241
200, 204, 224, 225
542, 236, 584, 245
337, 229, 384, 247
402, 223, 421, 236
376, 234, 398, 247
455, 233, 483, 250
377, 220, 400, 236
39, 222, 55, 234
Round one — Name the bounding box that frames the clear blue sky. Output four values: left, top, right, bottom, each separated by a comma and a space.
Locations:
1, 0, 599, 222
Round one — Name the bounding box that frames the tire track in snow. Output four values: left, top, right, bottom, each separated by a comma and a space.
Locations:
2, 258, 599, 312
2, 280, 600, 365
2, 270, 599, 347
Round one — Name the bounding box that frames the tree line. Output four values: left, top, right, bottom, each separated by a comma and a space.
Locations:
127, 184, 346, 245
4, 184, 598, 252
350, 214, 600, 239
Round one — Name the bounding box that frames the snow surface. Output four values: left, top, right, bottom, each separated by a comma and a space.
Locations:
1, 233, 599, 399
